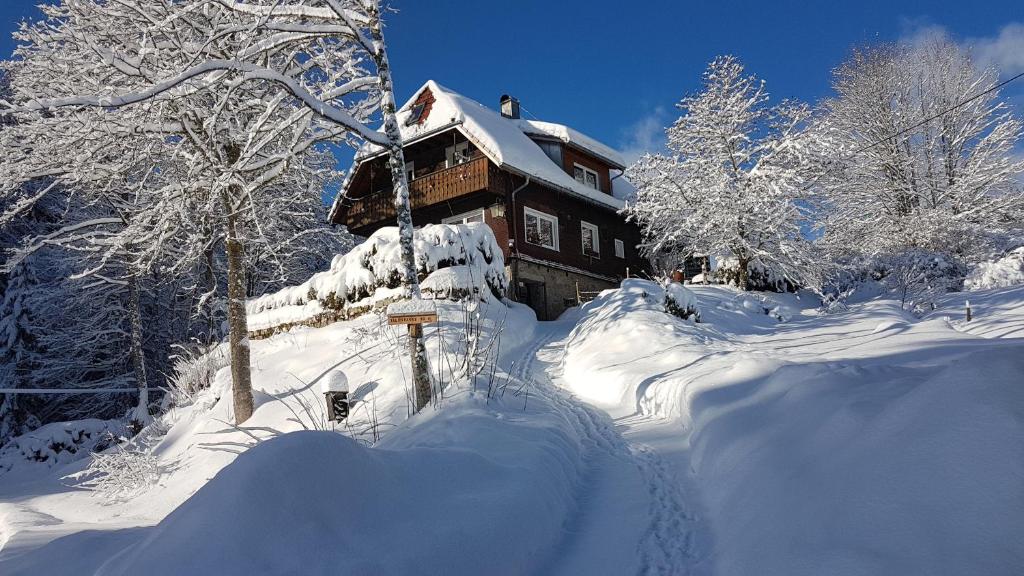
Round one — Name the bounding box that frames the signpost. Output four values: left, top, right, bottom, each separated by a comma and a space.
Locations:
386, 300, 437, 411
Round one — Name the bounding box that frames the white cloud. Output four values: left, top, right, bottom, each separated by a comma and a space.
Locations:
619, 106, 670, 165
899, 20, 1024, 79
970, 23, 1024, 78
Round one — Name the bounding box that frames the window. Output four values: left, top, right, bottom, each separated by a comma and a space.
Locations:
524, 206, 558, 251
442, 209, 485, 225
614, 238, 625, 259
404, 102, 426, 126
404, 160, 415, 183
445, 141, 472, 167
573, 163, 599, 190
581, 221, 600, 257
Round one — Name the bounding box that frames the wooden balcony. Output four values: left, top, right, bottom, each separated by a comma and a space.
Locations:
339, 156, 508, 232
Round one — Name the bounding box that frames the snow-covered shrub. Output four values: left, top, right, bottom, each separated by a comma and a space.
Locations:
877, 249, 967, 314
664, 283, 700, 321
713, 257, 798, 292
0, 419, 125, 477
965, 248, 1024, 290
247, 223, 507, 332
75, 444, 163, 501
165, 342, 230, 408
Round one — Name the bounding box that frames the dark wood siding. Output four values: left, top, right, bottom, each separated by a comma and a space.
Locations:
511, 182, 647, 279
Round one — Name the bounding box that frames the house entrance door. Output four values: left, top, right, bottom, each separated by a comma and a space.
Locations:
519, 280, 548, 321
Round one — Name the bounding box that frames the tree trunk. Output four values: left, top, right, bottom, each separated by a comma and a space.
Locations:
737, 256, 751, 291
369, 6, 433, 412
225, 192, 255, 424
127, 272, 151, 430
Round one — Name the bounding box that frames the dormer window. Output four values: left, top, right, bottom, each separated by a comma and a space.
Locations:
574, 163, 599, 190
404, 102, 426, 126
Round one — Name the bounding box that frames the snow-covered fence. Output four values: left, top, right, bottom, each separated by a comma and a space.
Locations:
246, 224, 507, 338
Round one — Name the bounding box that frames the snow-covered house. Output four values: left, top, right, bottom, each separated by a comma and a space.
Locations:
329, 81, 648, 319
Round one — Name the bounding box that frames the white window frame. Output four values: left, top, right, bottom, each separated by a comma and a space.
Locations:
446, 141, 472, 168
614, 238, 625, 259
581, 220, 600, 258
404, 160, 415, 183
573, 163, 600, 190
442, 208, 486, 225
523, 206, 559, 251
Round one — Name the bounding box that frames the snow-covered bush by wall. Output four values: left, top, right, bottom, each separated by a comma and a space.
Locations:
965, 248, 1024, 290
246, 223, 507, 332
664, 282, 700, 321
0, 419, 125, 478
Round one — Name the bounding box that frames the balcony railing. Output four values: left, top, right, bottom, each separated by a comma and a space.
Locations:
341, 156, 507, 231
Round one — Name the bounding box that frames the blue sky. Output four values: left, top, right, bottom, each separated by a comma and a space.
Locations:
2, 0, 1022, 161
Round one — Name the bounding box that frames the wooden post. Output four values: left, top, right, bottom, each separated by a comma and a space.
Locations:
626, 267, 630, 279
387, 305, 438, 412
965, 300, 972, 322
576, 281, 582, 306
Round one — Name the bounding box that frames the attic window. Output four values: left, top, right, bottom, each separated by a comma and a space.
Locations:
574, 163, 599, 190
404, 102, 426, 126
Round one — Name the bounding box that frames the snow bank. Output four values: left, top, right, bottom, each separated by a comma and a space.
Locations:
82, 422, 582, 576
965, 247, 1024, 290
246, 223, 507, 332
686, 343, 1024, 576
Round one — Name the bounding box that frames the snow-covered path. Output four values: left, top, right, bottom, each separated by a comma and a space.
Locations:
508, 319, 701, 576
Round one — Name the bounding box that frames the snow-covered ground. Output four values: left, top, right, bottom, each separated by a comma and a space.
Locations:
1, 281, 1022, 575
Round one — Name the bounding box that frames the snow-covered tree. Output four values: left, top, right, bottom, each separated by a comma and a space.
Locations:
815, 36, 1024, 272
2, 0, 429, 421
625, 56, 819, 291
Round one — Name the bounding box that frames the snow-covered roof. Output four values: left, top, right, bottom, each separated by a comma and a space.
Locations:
515, 119, 626, 169
341, 81, 626, 214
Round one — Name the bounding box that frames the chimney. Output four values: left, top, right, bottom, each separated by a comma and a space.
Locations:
500, 94, 520, 119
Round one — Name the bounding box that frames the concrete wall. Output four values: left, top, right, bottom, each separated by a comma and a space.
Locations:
511, 258, 617, 320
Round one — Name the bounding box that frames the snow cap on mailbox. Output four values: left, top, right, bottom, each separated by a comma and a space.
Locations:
320, 370, 349, 394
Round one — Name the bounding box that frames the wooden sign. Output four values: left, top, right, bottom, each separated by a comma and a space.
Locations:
387, 312, 438, 325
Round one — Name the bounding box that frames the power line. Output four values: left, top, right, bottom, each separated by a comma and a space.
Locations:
849, 70, 1024, 157
805, 70, 1024, 190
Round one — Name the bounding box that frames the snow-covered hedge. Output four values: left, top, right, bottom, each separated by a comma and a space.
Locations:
0, 419, 125, 477
664, 282, 700, 321
965, 247, 1024, 290
247, 223, 507, 332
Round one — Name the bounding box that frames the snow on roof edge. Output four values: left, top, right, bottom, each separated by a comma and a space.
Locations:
515, 119, 626, 169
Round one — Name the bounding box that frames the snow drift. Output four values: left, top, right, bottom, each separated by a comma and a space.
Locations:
246, 223, 507, 332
